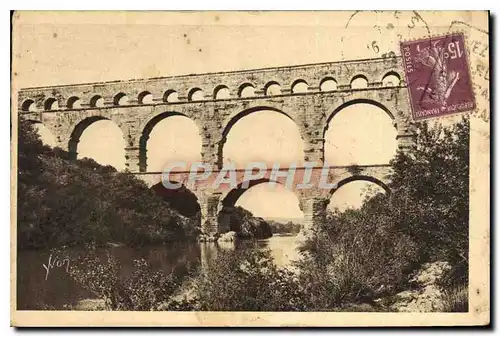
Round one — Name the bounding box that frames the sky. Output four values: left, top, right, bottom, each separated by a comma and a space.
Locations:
16, 11, 464, 219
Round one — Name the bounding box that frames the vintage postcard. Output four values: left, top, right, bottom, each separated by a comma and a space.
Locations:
10, 11, 490, 327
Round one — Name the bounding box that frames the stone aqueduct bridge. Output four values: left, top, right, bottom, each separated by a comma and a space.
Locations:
18, 56, 415, 235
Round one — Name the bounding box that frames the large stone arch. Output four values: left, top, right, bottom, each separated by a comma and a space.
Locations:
150, 181, 201, 218
138, 111, 202, 172
326, 173, 391, 213
217, 178, 302, 233
68, 115, 125, 160
323, 98, 398, 163
217, 106, 303, 169
325, 98, 395, 134
48, 107, 131, 151
220, 178, 284, 208
26, 120, 57, 148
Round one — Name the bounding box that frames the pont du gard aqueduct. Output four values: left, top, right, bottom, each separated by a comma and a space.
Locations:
18, 56, 416, 236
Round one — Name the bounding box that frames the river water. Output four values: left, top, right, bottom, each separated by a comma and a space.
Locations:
16, 235, 301, 310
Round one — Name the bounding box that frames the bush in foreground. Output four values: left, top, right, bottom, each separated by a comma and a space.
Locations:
191, 249, 305, 311
297, 118, 470, 309
297, 195, 418, 309
68, 246, 184, 310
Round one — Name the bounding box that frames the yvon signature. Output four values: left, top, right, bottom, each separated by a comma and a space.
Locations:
42, 253, 70, 280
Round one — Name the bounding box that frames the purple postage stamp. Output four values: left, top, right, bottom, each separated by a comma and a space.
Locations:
401, 33, 475, 121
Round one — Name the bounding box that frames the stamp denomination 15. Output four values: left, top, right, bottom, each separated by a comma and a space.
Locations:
401, 33, 475, 121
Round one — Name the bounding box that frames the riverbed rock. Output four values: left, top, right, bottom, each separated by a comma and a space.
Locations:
197, 234, 218, 243
410, 261, 451, 286
239, 217, 273, 239
218, 206, 273, 239
219, 231, 237, 242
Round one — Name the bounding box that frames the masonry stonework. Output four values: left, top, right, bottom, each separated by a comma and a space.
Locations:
18, 56, 415, 236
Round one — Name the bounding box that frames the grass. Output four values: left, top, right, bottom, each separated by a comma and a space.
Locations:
441, 285, 468, 312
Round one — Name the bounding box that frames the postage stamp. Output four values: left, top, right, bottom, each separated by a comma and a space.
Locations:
401, 33, 476, 121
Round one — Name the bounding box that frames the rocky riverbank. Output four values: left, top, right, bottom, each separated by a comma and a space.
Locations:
388, 261, 466, 312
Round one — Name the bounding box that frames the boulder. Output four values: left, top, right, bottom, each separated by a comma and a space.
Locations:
390, 261, 451, 312
410, 261, 451, 286
218, 206, 273, 240
219, 231, 237, 242
198, 233, 218, 243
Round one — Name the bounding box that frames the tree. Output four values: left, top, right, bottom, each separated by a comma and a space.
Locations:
17, 118, 199, 249
389, 118, 469, 283
300, 117, 470, 307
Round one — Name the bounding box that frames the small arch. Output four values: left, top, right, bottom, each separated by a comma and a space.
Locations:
67, 96, 81, 109
238, 83, 256, 98
114, 92, 129, 106
138, 91, 153, 104
90, 95, 104, 108
291, 79, 308, 94
329, 175, 390, 197
163, 90, 179, 103
350, 75, 369, 89
188, 88, 204, 101
44, 98, 59, 111
214, 85, 230, 100
21, 99, 36, 112
320, 77, 338, 92
382, 71, 401, 87
264, 81, 281, 96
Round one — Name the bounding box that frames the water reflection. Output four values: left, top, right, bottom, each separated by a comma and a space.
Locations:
17, 236, 300, 310
203, 235, 301, 268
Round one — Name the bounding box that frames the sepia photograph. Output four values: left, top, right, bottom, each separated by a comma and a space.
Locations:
10, 10, 490, 327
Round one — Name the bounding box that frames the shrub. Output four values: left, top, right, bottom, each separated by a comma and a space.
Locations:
218, 206, 272, 239
296, 118, 470, 309
388, 118, 469, 284
69, 246, 184, 310
17, 118, 199, 249
298, 195, 418, 309
268, 220, 301, 235
192, 249, 305, 311
441, 285, 468, 312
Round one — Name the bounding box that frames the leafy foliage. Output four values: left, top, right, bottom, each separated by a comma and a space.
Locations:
299, 117, 470, 307
389, 118, 469, 283
17, 118, 199, 249
191, 249, 306, 311
298, 195, 418, 309
218, 206, 273, 239
440, 285, 468, 312
268, 220, 302, 235
69, 245, 183, 310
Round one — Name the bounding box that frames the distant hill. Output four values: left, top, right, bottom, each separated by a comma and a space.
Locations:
262, 217, 304, 225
